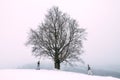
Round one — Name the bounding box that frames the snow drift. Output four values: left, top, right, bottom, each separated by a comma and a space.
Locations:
0, 69, 119, 80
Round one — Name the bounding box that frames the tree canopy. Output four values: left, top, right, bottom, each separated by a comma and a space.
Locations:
26, 6, 86, 69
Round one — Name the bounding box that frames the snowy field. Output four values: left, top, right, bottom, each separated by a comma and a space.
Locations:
0, 69, 119, 80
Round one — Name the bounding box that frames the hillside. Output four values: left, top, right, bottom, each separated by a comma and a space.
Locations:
0, 69, 120, 80
18, 62, 120, 79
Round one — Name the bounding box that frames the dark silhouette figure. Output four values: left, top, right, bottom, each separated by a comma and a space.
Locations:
37, 61, 40, 70
88, 64, 91, 70
87, 64, 93, 75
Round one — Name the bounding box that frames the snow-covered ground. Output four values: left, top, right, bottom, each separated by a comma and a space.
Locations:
0, 69, 120, 80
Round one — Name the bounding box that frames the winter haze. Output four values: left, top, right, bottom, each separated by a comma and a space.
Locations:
0, 0, 120, 72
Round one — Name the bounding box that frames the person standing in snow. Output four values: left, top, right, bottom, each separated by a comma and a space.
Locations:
87, 64, 93, 75
37, 61, 40, 70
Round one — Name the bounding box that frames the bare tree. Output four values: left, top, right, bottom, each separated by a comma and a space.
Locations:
26, 6, 86, 69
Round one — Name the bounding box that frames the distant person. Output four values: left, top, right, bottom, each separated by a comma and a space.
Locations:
37, 61, 40, 70
87, 64, 93, 75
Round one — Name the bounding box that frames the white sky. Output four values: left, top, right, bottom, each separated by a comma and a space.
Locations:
0, 0, 120, 69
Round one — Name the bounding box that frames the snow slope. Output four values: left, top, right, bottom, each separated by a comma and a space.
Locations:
0, 69, 119, 80
19, 62, 120, 78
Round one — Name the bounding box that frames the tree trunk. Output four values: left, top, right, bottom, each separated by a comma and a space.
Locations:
54, 59, 60, 69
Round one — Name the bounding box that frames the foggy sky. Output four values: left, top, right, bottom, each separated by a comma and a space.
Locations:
0, 0, 120, 71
